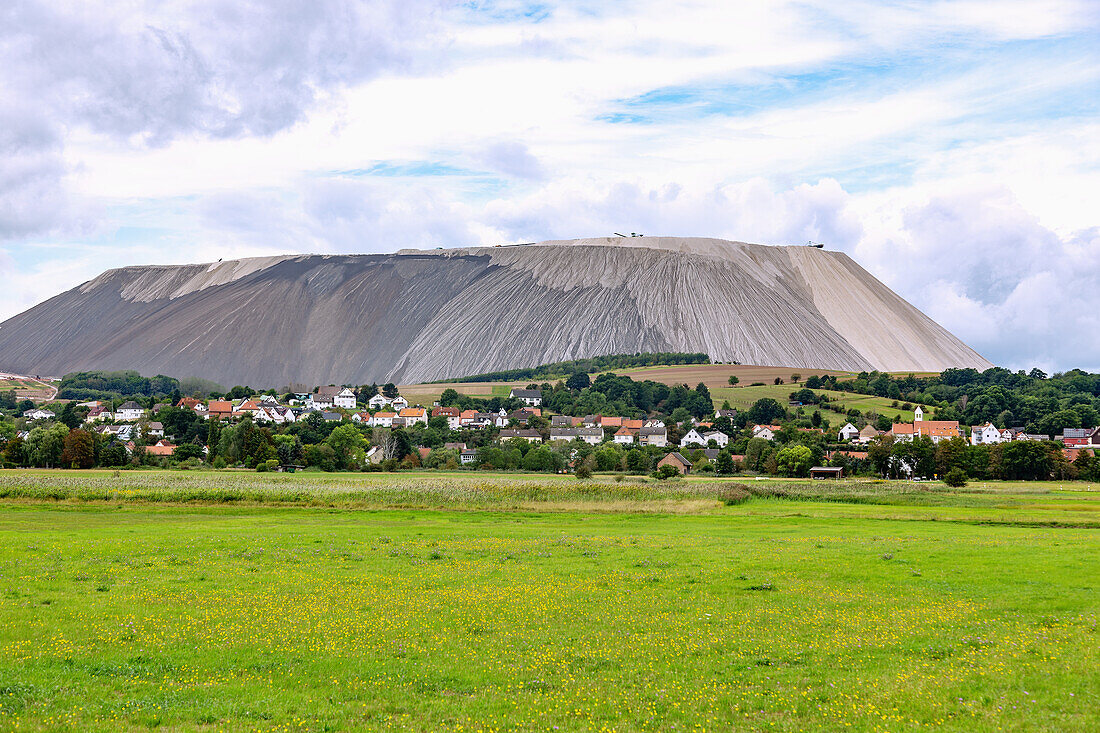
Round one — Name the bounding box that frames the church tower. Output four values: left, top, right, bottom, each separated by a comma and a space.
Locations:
914, 405, 924, 422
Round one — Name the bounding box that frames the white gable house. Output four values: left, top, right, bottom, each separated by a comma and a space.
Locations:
838, 423, 860, 441
333, 388, 357, 409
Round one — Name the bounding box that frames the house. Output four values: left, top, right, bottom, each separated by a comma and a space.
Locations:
715, 409, 738, 420
657, 452, 692, 475
399, 407, 428, 426
307, 391, 335, 410
84, 405, 110, 422
444, 442, 467, 451
144, 421, 165, 438
372, 411, 396, 427
644, 418, 666, 428
752, 425, 780, 441
638, 426, 668, 447
700, 430, 724, 448
582, 415, 600, 428
507, 408, 540, 423
432, 406, 462, 430
613, 427, 635, 444
550, 415, 573, 427
1089, 428, 1100, 446
970, 422, 1003, 445
623, 419, 644, 431
321, 412, 342, 422
22, 408, 55, 421
351, 411, 372, 424
1021, 433, 1051, 442
97, 424, 134, 441
1060, 428, 1092, 447
365, 445, 384, 465
509, 388, 543, 406
333, 388, 357, 410
459, 410, 491, 428
500, 428, 542, 444
176, 397, 202, 410
460, 449, 478, 465
858, 425, 882, 444
391, 396, 409, 411
891, 419, 961, 444
367, 393, 392, 409
115, 401, 145, 421
600, 416, 623, 429
838, 423, 860, 441
810, 466, 844, 480
207, 401, 233, 419
680, 428, 707, 447
193, 404, 209, 419
488, 411, 509, 428
145, 440, 176, 457
550, 427, 579, 442
576, 427, 604, 445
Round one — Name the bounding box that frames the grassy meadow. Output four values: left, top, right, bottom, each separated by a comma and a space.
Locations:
2, 470, 1099, 730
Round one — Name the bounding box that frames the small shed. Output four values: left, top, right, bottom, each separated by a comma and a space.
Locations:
809, 466, 843, 480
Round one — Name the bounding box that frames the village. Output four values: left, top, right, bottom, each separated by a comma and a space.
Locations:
14, 379, 1100, 479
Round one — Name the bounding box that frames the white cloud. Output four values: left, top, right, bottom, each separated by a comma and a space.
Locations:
1, 0, 1098, 372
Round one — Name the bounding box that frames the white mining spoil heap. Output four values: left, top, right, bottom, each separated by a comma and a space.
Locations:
0, 236, 990, 386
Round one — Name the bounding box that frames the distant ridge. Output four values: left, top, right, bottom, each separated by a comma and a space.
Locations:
0, 236, 991, 386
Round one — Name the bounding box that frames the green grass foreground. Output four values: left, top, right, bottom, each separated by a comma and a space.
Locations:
1, 471, 1098, 730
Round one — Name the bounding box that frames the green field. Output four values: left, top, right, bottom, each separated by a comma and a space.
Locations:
2, 471, 1099, 730
713, 384, 918, 422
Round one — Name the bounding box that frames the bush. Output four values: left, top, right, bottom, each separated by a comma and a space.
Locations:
655, 464, 680, 480
944, 468, 968, 487
575, 464, 593, 479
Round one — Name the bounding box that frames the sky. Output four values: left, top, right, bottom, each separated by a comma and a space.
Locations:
1, 0, 1098, 372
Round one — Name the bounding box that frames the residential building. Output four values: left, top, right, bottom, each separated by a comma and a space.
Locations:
433, 406, 462, 430
399, 407, 428, 426
144, 421, 165, 438
715, 409, 738, 420
549, 427, 580, 442
115, 401, 145, 421
638, 426, 668, 447
970, 422, 1003, 445
704, 430, 729, 448
332, 388, 356, 409
891, 419, 961, 444
460, 449, 478, 465
681, 428, 708, 447
1060, 428, 1093, 447
657, 452, 692, 475
509, 388, 543, 406
207, 401, 233, 419
838, 423, 860, 441
391, 396, 409, 411
367, 393, 392, 409
372, 411, 396, 427
576, 427, 604, 445
613, 427, 635, 444
22, 408, 55, 421
752, 425, 781, 441
351, 411, 372, 424
145, 440, 176, 457
500, 428, 542, 443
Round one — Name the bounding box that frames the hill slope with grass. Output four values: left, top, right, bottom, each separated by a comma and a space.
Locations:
0, 237, 989, 386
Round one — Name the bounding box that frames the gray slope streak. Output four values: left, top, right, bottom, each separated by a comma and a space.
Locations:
0, 237, 991, 385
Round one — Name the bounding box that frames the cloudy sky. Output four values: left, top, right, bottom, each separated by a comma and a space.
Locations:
2, 0, 1098, 371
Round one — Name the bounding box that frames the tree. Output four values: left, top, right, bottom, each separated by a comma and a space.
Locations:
775, 445, 813, 477
25, 424, 69, 468
325, 424, 366, 469
748, 398, 785, 426
382, 383, 400, 399
727, 375, 739, 386
566, 372, 590, 391
59, 402, 81, 430
175, 443, 205, 461
60, 429, 96, 468
626, 449, 651, 473
715, 450, 734, 475
655, 464, 679, 480
439, 388, 461, 407
521, 446, 555, 472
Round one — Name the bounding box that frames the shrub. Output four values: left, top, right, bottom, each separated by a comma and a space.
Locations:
944, 468, 968, 487
655, 464, 680, 480
575, 464, 593, 479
